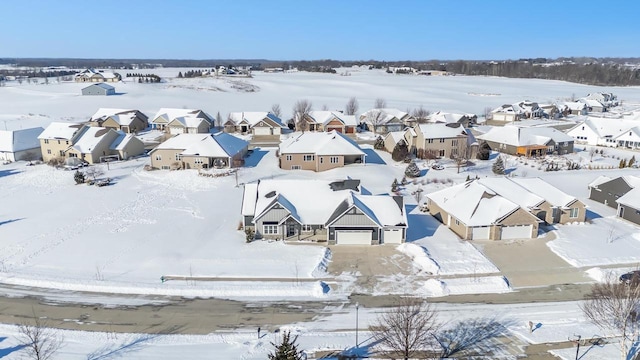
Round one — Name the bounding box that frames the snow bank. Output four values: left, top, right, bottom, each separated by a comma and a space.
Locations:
396, 243, 440, 274
420, 276, 511, 297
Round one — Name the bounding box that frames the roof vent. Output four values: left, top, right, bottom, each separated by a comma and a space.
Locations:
265, 191, 276, 198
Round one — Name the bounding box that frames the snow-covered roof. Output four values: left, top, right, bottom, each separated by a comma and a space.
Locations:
427, 181, 520, 226
570, 117, 640, 139
228, 112, 286, 128
38, 122, 83, 140
241, 183, 259, 216
587, 175, 612, 189
152, 108, 211, 123
170, 115, 209, 128
563, 102, 587, 111
71, 127, 113, 153
279, 131, 365, 156
352, 193, 406, 226
307, 111, 358, 127
360, 108, 410, 124
109, 132, 136, 151
90, 108, 145, 126
83, 83, 114, 91
478, 178, 545, 210
616, 188, 640, 209
75, 68, 119, 80
428, 111, 475, 124
492, 101, 542, 115
0, 127, 44, 152
578, 98, 605, 108
511, 178, 578, 208
152, 133, 248, 158
477, 125, 573, 147
416, 123, 469, 139
385, 131, 406, 144
622, 176, 640, 189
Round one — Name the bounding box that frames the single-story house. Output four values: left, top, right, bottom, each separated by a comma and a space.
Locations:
278, 131, 366, 172
82, 83, 115, 96
88, 108, 149, 134
562, 102, 588, 116
149, 132, 249, 170
75, 68, 121, 83
490, 100, 545, 122
0, 127, 44, 162
241, 178, 407, 244
477, 125, 574, 156
150, 108, 213, 133
359, 108, 415, 134
225, 111, 286, 136
427, 111, 477, 127
39, 122, 144, 164
578, 98, 606, 113
301, 111, 359, 134
477, 177, 586, 225
588, 175, 640, 208
586, 92, 618, 108
426, 179, 541, 240
567, 117, 640, 148
615, 188, 640, 226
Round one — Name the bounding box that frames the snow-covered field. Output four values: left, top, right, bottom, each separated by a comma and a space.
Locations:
2, 69, 640, 358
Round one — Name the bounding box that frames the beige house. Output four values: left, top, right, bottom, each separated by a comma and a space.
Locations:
224, 111, 286, 136
150, 108, 213, 134
149, 132, 249, 170
427, 111, 477, 127
38, 122, 145, 164
426, 180, 541, 240
359, 108, 415, 134
278, 131, 366, 172
382, 129, 416, 153
300, 111, 359, 134
242, 179, 407, 245
413, 123, 477, 159
490, 101, 544, 122
88, 108, 149, 134
74, 68, 121, 83
477, 125, 574, 157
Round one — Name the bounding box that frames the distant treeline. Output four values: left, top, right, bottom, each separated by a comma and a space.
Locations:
0, 69, 76, 78
1, 57, 640, 86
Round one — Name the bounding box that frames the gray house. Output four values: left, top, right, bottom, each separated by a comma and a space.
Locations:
241, 179, 407, 245
616, 188, 640, 226
588, 175, 640, 208
82, 83, 115, 96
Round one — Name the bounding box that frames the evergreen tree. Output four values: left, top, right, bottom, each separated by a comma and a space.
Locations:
620, 159, 627, 168
178, 71, 183, 78
74, 170, 85, 184
391, 141, 409, 162
492, 156, 505, 175
391, 179, 399, 192
268, 331, 305, 360
405, 162, 421, 178
374, 136, 385, 150
476, 141, 491, 160
629, 156, 636, 168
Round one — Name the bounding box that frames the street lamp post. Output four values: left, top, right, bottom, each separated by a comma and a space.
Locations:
355, 302, 359, 349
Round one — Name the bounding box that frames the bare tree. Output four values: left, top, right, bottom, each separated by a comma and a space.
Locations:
292, 100, 312, 132
345, 97, 359, 115
374, 98, 387, 109
451, 136, 470, 173
216, 111, 222, 129
483, 107, 493, 121
321, 104, 329, 111
271, 103, 282, 118
370, 298, 440, 360
85, 166, 105, 181
18, 310, 64, 360
580, 273, 640, 360
365, 109, 387, 134
412, 106, 430, 124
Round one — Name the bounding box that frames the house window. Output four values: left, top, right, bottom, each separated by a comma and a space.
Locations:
66, 140, 69, 145
263, 224, 279, 235
47, 149, 51, 154
455, 219, 460, 225
439, 149, 445, 157
302, 225, 313, 232
175, 154, 182, 161
303, 155, 314, 161
330, 156, 339, 164
451, 139, 458, 146
194, 158, 203, 164
291, 165, 301, 170
569, 208, 579, 218
59, 150, 64, 156
155, 155, 162, 161
440, 138, 445, 143
286, 155, 292, 161
320, 157, 323, 164
427, 139, 433, 144
57, 140, 60, 145
44, 139, 49, 144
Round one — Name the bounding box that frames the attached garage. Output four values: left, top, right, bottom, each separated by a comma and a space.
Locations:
253, 127, 272, 136
500, 225, 532, 240
472, 226, 491, 240
336, 230, 372, 245
383, 229, 403, 244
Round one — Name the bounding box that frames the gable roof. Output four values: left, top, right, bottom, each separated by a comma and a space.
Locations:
151, 133, 248, 158
0, 127, 44, 152
427, 181, 520, 226
510, 177, 579, 208
477, 178, 545, 210
109, 133, 138, 151
617, 188, 640, 209
569, 117, 640, 140
70, 127, 114, 153
228, 112, 286, 128
307, 111, 358, 127
168, 115, 209, 128
38, 122, 84, 140
83, 83, 114, 91
477, 125, 573, 147
416, 123, 470, 139
90, 108, 147, 126
279, 130, 365, 156
360, 108, 410, 124
152, 108, 212, 124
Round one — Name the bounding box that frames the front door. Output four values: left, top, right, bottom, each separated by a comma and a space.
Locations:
287, 223, 297, 237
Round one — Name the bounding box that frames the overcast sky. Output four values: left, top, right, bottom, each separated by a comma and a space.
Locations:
1, 0, 638, 60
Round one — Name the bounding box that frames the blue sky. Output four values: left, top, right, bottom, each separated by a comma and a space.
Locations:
1, 0, 638, 60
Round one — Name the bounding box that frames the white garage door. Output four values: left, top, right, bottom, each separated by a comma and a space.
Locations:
169, 126, 184, 135
253, 127, 271, 136
336, 230, 372, 245
383, 229, 403, 244
472, 226, 491, 240
500, 225, 532, 240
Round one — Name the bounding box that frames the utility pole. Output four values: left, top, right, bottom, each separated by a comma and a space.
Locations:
569, 334, 581, 360
355, 302, 359, 349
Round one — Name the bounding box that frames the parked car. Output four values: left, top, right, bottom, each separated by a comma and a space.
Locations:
431, 164, 444, 170
619, 270, 640, 285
